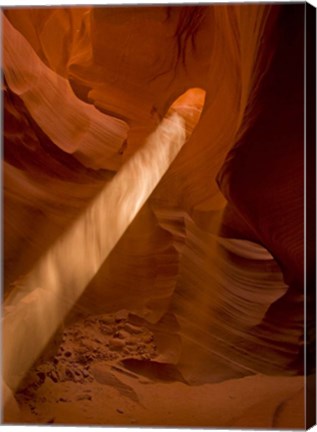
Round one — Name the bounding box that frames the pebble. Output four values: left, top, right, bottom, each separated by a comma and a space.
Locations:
115, 330, 129, 340
49, 371, 58, 383
36, 372, 46, 384
65, 368, 75, 380
99, 315, 115, 325
126, 337, 137, 346
82, 369, 90, 378
109, 338, 125, 350
123, 347, 132, 355
143, 334, 153, 344
100, 325, 113, 335
123, 323, 143, 335
77, 394, 92, 401
115, 310, 129, 322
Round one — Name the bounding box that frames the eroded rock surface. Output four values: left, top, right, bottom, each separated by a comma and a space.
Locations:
2, 4, 308, 428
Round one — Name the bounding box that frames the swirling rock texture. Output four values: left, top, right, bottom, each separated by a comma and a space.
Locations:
2, 4, 309, 428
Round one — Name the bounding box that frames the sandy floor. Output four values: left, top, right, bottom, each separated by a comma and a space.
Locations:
8, 310, 305, 429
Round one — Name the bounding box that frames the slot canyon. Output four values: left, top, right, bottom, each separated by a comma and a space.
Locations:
1, 3, 313, 428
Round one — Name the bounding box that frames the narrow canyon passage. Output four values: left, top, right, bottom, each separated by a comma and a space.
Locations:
2, 4, 308, 429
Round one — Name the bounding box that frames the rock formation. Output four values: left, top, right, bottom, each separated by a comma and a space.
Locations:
2, 4, 308, 428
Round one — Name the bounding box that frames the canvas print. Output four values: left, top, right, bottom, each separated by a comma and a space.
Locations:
1, 2, 316, 429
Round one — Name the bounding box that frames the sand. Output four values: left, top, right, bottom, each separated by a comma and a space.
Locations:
6, 309, 305, 429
